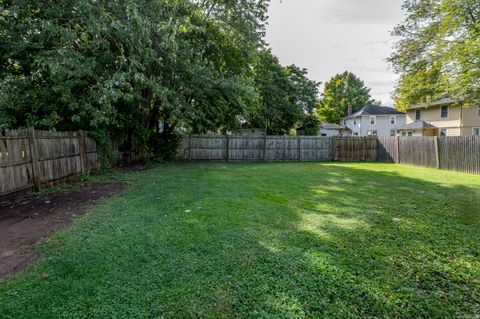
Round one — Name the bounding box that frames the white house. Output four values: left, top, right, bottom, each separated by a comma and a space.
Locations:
296, 123, 349, 137
341, 105, 406, 137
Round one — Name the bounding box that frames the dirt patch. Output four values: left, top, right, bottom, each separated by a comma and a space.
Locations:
0, 181, 126, 280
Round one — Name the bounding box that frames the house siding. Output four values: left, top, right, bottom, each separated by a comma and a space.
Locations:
318, 129, 342, 137
406, 106, 461, 128
343, 115, 406, 137
406, 104, 480, 136
461, 105, 480, 128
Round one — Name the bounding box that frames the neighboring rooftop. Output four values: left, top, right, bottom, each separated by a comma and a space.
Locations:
345, 105, 405, 118
408, 98, 463, 110
396, 120, 437, 131
319, 123, 346, 130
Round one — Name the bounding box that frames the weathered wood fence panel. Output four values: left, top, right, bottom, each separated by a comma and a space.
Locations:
334, 137, 377, 161
178, 135, 375, 162
299, 137, 333, 161
398, 137, 438, 168
377, 136, 397, 162
179, 135, 480, 175
439, 136, 480, 175
0, 129, 100, 198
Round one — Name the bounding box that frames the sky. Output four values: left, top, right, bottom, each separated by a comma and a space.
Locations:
265, 0, 405, 106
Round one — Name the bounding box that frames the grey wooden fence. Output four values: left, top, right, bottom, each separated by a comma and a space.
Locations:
0, 129, 100, 198
376, 135, 480, 175
178, 135, 376, 162
179, 135, 480, 175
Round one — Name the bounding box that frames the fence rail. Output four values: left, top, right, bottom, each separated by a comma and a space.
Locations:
179, 135, 480, 175
0, 129, 100, 198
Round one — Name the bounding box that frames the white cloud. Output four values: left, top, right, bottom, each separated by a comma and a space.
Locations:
266, 0, 405, 106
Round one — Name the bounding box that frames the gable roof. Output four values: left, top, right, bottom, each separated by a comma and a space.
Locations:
345, 105, 405, 118
396, 120, 437, 130
407, 98, 462, 110
319, 123, 345, 130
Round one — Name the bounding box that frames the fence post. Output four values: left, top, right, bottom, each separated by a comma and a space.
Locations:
395, 136, 400, 163
188, 135, 192, 161
363, 137, 367, 161
78, 130, 86, 174
263, 134, 267, 162
225, 135, 229, 162
434, 136, 441, 169
297, 137, 302, 162
332, 137, 337, 161
27, 128, 41, 191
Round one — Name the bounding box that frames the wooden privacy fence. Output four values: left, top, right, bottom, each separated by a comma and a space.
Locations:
0, 129, 100, 198
377, 135, 480, 175
179, 135, 480, 175
177, 135, 377, 162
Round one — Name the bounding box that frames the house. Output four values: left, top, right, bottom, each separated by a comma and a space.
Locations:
341, 105, 406, 137
296, 123, 349, 137
396, 98, 480, 137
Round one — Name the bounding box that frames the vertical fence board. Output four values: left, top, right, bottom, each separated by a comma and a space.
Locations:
1, 129, 100, 198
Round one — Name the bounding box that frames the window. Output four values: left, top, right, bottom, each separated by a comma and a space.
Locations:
408, 132, 413, 137
440, 129, 448, 136
390, 116, 396, 125
321, 133, 327, 137
367, 130, 372, 136
441, 106, 449, 118
353, 118, 357, 125
372, 130, 378, 136
343, 120, 346, 125
370, 116, 376, 125
353, 132, 359, 136
390, 130, 396, 136
473, 128, 480, 136
401, 132, 407, 136
415, 109, 421, 121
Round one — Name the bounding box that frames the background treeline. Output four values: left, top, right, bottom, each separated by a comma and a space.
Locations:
0, 0, 319, 162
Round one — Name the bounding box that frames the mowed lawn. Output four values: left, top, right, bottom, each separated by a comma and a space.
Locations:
1, 163, 479, 318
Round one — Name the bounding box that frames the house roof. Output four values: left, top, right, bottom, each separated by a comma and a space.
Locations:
407, 98, 462, 110
296, 123, 347, 131
319, 123, 345, 130
345, 105, 405, 118
396, 121, 437, 131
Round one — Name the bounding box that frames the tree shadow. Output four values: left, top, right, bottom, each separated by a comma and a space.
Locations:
173, 163, 480, 317
0, 163, 478, 318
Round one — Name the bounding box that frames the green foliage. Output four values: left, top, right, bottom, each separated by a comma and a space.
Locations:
390, 0, 480, 110
0, 163, 479, 317
0, 0, 270, 158
248, 50, 320, 135
317, 71, 373, 124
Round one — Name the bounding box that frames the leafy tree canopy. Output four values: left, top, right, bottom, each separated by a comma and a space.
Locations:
247, 50, 320, 135
389, 0, 480, 110
0, 0, 269, 159
316, 71, 373, 124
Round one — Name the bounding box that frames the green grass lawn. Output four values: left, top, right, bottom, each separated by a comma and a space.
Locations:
1, 163, 479, 318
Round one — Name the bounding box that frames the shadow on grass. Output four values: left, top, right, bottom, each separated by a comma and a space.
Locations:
0, 163, 479, 318
176, 164, 480, 317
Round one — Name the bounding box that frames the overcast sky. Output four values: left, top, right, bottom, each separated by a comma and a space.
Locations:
265, 0, 405, 106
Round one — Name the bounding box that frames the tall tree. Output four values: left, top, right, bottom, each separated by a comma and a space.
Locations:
0, 0, 269, 160
389, 0, 480, 110
316, 71, 373, 124
247, 50, 320, 135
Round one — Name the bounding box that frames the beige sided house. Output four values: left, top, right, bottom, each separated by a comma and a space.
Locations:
396, 98, 480, 137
